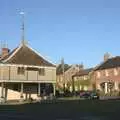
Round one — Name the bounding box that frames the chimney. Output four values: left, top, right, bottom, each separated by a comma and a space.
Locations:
1, 48, 10, 58
77, 64, 84, 71
104, 52, 111, 62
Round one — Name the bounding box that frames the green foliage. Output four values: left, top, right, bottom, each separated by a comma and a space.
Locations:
100, 82, 105, 90
108, 82, 114, 90
75, 78, 91, 86
56, 64, 70, 74
118, 83, 120, 90
74, 78, 91, 91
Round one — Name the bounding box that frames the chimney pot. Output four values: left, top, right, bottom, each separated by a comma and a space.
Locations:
104, 53, 111, 61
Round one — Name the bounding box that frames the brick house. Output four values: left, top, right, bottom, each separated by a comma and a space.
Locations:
56, 64, 83, 91
93, 56, 120, 94
72, 68, 93, 92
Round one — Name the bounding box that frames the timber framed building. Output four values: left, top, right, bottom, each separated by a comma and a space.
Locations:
0, 42, 56, 102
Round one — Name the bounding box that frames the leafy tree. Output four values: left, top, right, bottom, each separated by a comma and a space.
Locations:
100, 82, 105, 91
56, 64, 70, 74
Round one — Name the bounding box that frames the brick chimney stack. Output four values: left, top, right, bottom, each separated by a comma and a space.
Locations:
1, 47, 10, 58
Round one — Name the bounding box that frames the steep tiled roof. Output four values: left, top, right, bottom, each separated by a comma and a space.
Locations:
0, 47, 18, 61
95, 56, 120, 71
73, 68, 93, 77
1, 44, 56, 67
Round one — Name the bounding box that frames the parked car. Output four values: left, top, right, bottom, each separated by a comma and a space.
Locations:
80, 91, 99, 100
90, 91, 99, 99
80, 91, 91, 99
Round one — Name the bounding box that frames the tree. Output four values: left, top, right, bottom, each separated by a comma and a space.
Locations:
100, 82, 105, 91
56, 64, 70, 74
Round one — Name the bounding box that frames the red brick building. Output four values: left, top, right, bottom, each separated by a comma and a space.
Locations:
93, 56, 120, 94
72, 68, 93, 91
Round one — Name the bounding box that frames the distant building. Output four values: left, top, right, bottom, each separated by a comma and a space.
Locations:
72, 68, 93, 91
0, 42, 56, 102
56, 73, 64, 90
56, 64, 83, 91
93, 54, 120, 94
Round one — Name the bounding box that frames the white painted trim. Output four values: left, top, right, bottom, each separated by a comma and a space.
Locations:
0, 80, 56, 83
2, 44, 56, 67
0, 63, 56, 70
2, 44, 22, 63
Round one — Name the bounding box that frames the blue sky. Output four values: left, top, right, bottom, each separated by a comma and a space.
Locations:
0, 0, 120, 68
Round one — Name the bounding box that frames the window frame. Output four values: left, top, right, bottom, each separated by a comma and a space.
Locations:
38, 68, 45, 76
17, 67, 25, 75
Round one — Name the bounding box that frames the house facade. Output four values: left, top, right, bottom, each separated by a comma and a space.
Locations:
0, 42, 56, 102
56, 64, 83, 91
93, 56, 120, 94
72, 68, 93, 92
56, 73, 63, 90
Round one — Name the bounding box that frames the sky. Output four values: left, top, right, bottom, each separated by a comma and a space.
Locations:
0, 0, 120, 68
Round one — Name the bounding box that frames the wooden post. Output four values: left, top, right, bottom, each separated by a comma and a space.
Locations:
0, 82, 5, 103
38, 83, 41, 96
25, 93, 27, 100
5, 84, 8, 102
53, 83, 56, 96
1, 83, 4, 98
9, 66, 10, 80
20, 83, 24, 99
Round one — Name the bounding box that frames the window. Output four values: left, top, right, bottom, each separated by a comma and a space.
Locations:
39, 68, 45, 76
60, 77, 63, 82
17, 67, 25, 75
105, 70, 109, 76
74, 77, 77, 81
114, 68, 118, 76
84, 75, 88, 80
76, 77, 79, 80
97, 71, 100, 78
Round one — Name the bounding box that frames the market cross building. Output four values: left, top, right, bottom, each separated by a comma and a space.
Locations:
0, 42, 56, 102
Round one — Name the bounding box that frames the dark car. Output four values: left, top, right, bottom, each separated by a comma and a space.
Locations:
80, 91, 91, 99
90, 92, 99, 99
80, 91, 99, 100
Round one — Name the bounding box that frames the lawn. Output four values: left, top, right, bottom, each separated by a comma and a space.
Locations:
0, 99, 120, 120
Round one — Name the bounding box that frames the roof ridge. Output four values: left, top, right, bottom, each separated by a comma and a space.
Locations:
2, 43, 56, 67
94, 56, 120, 71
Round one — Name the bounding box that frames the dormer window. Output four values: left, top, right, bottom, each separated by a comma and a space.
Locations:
17, 67, 25, 75
114, 68, 118, 76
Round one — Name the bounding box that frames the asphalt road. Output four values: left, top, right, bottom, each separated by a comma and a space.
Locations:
0, 100, 119, 120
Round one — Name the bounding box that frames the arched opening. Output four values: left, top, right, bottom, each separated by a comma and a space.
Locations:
100, 81, 114, 94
